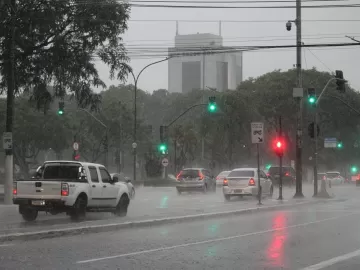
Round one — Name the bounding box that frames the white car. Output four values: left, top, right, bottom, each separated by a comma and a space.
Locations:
325, 171, 344, 186
110, 173, 135, 199
13, 161, 130, 221
223, 168, 273, 201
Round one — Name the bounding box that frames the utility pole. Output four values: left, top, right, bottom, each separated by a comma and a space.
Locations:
4, 0, 16, 205
294, 0, 304, 198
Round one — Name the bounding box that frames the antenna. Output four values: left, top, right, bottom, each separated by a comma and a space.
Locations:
176, 21, 179, 35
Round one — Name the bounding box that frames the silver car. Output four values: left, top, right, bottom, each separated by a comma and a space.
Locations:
110, 173, 135, 199
223, 168, 273, 201
216, 171, 231, 187
176, 168, 216, 194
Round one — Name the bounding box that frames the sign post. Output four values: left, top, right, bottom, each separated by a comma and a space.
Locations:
2, 132, 12, 150
251, 122, 264, 205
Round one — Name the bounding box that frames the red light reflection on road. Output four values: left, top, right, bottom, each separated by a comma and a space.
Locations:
267, 212, 287, 267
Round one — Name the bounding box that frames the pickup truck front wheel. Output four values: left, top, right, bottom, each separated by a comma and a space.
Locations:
19, 206, 38, 222
114, 195, 129, 217
70, 196, 87, 221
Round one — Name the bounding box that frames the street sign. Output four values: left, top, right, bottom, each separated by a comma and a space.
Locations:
161, 158, 169, 167
2, 132, 12, 150
251, 122, 264, 144
73, 142, 79, 151
324, 138, 337, 148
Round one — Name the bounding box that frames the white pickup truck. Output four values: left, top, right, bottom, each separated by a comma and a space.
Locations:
13, 161, 130, 222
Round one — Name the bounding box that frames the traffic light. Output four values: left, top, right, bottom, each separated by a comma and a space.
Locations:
307, 88, 316, 105
208, 96, 217, 113
273, 138, 285, 157
160, 125, 168, 142
335, 70, 346, 93
337, 141, 343, 148
58, 101, 64, 115
159, 125, 168, 155
308, 122, 320, 138
265, 164, 271, 170
158, 143, 168, 155
351, 166, 358, 174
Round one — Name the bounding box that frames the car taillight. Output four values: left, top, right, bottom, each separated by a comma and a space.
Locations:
223, 178, 228, 186
13, 182, 17, 195
266, 173, 270, 177
199, 172, 204, 180
323, 176, 326, 180
248, 178, 256, 186
61, 183, 69, 196
176, 173, 182, 181
285, 172, 289, 176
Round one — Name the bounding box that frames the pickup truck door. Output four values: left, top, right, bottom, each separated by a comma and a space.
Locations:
87, 166, 103, 207
99, 167, 119, 207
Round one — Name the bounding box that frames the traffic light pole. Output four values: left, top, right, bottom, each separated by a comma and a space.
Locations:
313, 102, 318, 196
128, 57, 170, 184
313, 77, 339, 198
256, 144, 262, 205
278, 116, 283, 200
294, 0, 304, 198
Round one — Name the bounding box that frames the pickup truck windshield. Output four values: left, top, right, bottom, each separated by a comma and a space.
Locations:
42, 164, 81, 181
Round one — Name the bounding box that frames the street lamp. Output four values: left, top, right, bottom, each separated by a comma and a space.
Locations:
128, 57, 170, 183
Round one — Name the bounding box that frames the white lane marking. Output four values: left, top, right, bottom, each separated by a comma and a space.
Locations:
0, 244, 14, 247
300, 249, 360, 270
77, 212, 357, 264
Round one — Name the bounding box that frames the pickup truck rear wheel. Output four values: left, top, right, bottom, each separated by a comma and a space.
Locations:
114, 195, 129, 217
20, 206, 38, 222
70, 196, 87, 221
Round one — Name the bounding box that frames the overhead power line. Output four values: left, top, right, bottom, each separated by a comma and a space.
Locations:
128, 0, 346, 3
129, 3, 360, 8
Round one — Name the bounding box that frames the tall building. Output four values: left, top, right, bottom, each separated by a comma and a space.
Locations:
168, 33, 243, 93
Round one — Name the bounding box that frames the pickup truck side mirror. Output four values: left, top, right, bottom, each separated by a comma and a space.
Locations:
112, 176, 119, 183
125, 177, 131, 183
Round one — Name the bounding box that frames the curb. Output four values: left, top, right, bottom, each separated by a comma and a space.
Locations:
0, 198, 340, 243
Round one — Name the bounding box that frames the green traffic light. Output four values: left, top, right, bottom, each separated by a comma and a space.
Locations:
351, 166, 358, 173
308, 97, 316, 104
58, 110, 64, 115
208, 103, 217, 112
337, 142, 343, 148
158, 143, 167, 154
265, 164, 271, 170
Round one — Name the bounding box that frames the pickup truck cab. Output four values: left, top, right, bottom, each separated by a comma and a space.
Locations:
13, 161, 130, 222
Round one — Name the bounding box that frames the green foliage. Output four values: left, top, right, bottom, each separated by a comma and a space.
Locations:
0, 0, 131, 110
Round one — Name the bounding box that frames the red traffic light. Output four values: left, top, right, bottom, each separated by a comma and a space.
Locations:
273, 138, 285, 157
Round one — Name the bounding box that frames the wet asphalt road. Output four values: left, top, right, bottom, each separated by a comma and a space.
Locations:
0, 185, 315, 235
0, 185, 360, 269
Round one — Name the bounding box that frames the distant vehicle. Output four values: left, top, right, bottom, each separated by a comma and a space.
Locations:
325, 171, 344, 185
13, 161, 130, 222
267, 166, 296, 187
110, 173, 135, 199
216, 171, 231, 186
223, 168, 273, 201
176, 168, 216, 194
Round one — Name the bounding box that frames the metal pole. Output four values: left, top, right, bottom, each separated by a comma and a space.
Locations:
105, 128, 108, 168
294, 0, 304, 198
4, 0, 16, 205
278, 116, 283, 200
257, 143, 262, 205
174, 139, 177, 174
133, 80, 137, 183
313, 103, 318, 196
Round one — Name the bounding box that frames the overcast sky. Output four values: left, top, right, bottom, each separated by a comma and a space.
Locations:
95, 0, 360, 92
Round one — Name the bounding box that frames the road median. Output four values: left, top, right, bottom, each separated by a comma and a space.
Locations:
0, 198, 341, 243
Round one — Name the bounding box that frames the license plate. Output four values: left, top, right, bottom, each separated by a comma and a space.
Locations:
234, 189, 243, 193
275, 174, 280, 177
32, 200, 45, 206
